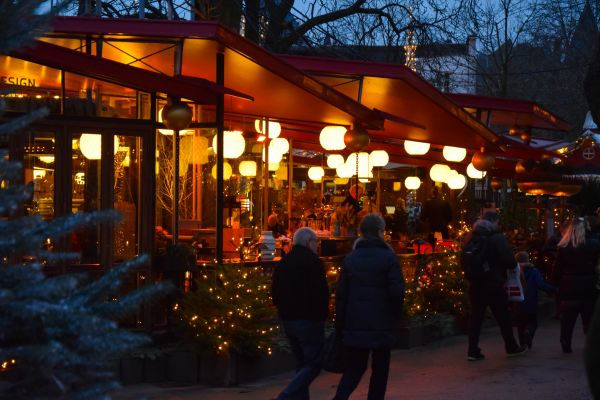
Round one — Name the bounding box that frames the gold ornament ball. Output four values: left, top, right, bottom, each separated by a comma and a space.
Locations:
471, 151, 495, 171
162, 101, 193, 131
344, 126, 370, 151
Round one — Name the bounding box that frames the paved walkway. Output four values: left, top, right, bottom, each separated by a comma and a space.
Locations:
116, 318, 592, 400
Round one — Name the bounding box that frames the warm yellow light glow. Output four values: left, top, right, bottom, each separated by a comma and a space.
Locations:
442, 146, 467, 162
327, 154, 344, 169
369, 150, 389, 167
466, 162, 486, 179
268, 162, 279, 171
336, 163, 354, 178
275, 165, 288, 180
334, 177, 349, 185
33, 168, 46, 179
239, 160, 257, 177
213, 131, 246, 159
404, 140, 430, 155
190, 136, 209, 165
429, 164, 451, 182
447, 173, 467, 189
319, 126, 347, 150
262, 146, 283, 163
79, 134, 119, 160
308, 166, 325, 182
254, 119, 281, 138
211, 162, 232, 180
270, 137, 289, 154
38, 156, 55, 164
157, 107, 193, 136
393, 182, 402, 191
405, 176, 421, 190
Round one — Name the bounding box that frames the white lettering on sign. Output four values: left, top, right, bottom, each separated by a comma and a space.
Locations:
0, 76, 36, 87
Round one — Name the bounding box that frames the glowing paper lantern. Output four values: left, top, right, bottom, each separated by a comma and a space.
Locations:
239, 160, 257, 177
404, 140, 430, 155
211, 161, 232, 180
442, 146, 467, 162
447, 173, 466, 189
254, 119, 281, 138
270, 137, 289, 154
327, 154, 344, 169
336, 163, 354, 179
393, 182, 402, 191
262, 146, 283, 164
429, 164, 451, 182
308, 166, 325, 182
370, 150, 389, 167
466, 162, 487, 179
79, 134, 119, 160
213, 131, 246, 159
346, 152, 372, 178
319, 126, 347, 150
405, 176, 421, 190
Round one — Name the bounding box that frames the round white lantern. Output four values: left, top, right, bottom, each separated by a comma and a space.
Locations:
346, 152, 372, 178
466, 162, 487, 179
336, 163, 354, 178
319, 126, 347, 150
308, 166, 325, 182
254, 119, 281, 138
369, 150, 389, 167
429, 164, 451, 182
239, 160, 257, 177
404, 140, 430, 155
270, 137, 289, 154
213, 131, 246, 159
442, 146, 467, 162
405, 176, 421, 190
211, 161, 232, 180
447, 173, 467, 189
262, 146, 283, 164
327, 154, 344, 169
79, 134, 119, 160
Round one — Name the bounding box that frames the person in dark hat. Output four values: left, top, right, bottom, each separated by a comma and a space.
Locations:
462, 210, 527, 361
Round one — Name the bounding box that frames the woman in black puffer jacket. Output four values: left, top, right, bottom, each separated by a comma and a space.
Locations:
552, 217, 600, 353
333, 213, 405, 400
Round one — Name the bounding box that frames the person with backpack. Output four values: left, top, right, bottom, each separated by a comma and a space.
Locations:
514, 251, 555, 349
461, 211, 527, 361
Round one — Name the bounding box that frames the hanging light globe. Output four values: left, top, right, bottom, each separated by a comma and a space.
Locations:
336, 163, 354, 179
447, 173, 467, 189
270, 137, 289, 154
319, 126, 347, 150
157, 108, 194, 136
262, 146, 283, 164
429, 164, 451, 182
369, 150, 389, 167
404, 140, 430, 155
161, 101, 193, 131
79, 134, 119, 160
212, 131, 246, 159
211, 161, 232, 180
466, 162, 487, 179
308, 166, 325, 182
254, 119, 281, 138
327, 154, 344, 169
239, 160, 257, 177
405, 176, 421, 190
442, 146, 467, 162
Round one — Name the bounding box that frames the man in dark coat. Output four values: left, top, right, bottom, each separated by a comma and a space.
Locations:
420, 186, 452, 239
463, 211, 527, 361
272, 227, 329, 400
333, 213, 405, 400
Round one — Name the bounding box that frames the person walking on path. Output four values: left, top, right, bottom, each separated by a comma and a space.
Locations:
552, 217, 600, 353
272, 227, 330, 400
332, 213, 405, 400
514, 251, 555, 349
462, 211, 527, 361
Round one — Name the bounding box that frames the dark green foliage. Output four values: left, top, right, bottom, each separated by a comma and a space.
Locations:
174, 266, 277, 357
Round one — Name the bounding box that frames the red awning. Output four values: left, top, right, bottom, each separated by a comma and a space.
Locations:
9, 40, 252, 105
447, 93, 570, 132
279, 54, 500, 151
48, 16, 383, 129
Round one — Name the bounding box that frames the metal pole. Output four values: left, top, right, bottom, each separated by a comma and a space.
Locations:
287, 139, 294, 233
263, 122, 270, 231
173, 129, 180, 245
216, 52, 225, 264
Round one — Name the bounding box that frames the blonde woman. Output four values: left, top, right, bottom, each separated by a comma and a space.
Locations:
552, 217, 600, 353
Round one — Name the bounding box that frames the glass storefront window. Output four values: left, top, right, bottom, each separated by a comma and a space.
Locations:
0, 56, 62, 114
71, 132, 101, 263
64, 72, 139, 119
23, 131, 55, 220
113, 135, 141, 261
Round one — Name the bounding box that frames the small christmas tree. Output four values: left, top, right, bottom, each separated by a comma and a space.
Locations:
0, 4, 171, 398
